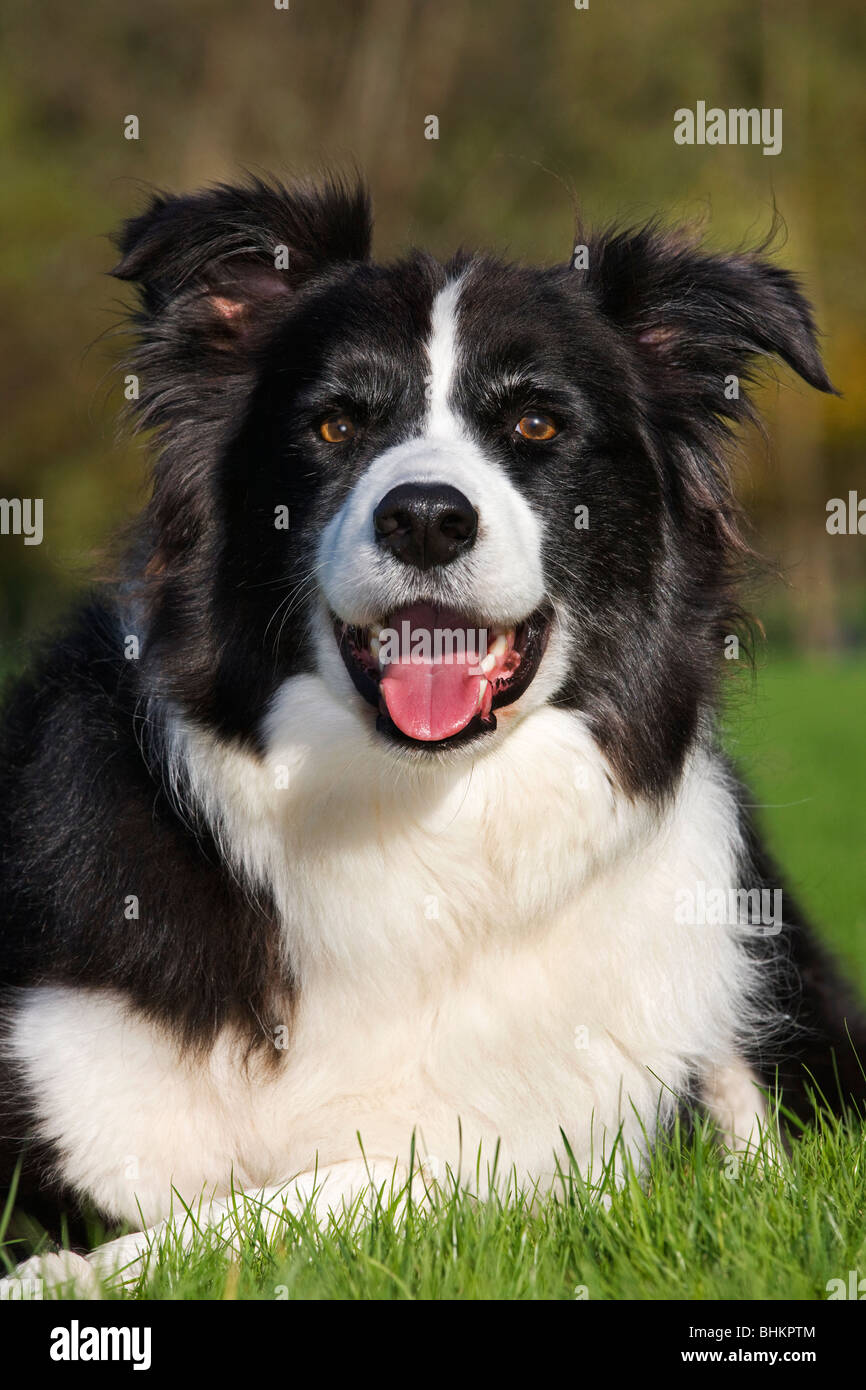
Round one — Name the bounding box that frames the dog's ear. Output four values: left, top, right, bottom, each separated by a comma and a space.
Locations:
112, 175, 372, 356
584, 224, 836, 415
581, 224, 836, 547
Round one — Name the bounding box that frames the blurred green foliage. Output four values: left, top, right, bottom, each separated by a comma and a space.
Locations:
0, 0, 864, 650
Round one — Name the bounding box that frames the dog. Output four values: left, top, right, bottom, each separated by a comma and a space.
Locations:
2, 175, 864, 1291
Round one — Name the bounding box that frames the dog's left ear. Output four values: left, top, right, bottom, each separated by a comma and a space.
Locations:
585, 224, 837, 408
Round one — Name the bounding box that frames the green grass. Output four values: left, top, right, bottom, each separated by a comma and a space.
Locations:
2, 654, 865, 1301
724, 656, 866, 993
130, 1116, 866, 1301
4, 1111, 865, 1302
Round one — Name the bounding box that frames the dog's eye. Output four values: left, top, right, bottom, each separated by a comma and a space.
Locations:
319, 414, 357, 444
515, 414, 557, 442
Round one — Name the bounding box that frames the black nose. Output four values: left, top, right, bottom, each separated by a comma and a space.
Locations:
373, 483, 478, 570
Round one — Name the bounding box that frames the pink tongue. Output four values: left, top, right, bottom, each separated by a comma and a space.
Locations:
379, 604, 485, 742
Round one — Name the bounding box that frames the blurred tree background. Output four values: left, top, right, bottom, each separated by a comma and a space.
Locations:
0, 0, 864, 654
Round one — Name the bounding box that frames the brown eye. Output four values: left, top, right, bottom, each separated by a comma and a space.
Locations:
319, 414, 356, 443
515, 414, 557, 442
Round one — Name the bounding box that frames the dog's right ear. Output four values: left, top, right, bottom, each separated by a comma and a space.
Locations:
111, 174, 372, 356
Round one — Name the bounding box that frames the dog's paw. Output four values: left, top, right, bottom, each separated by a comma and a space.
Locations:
87, 1230, 152, 1288
12, 1250, 102, 1300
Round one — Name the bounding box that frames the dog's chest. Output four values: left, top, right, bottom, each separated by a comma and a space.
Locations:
187, 705, 750, 1179
13, 709, 750, 1224
268, 832, 736, 1162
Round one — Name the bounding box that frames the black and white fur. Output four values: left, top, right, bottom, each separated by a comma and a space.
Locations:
2, 176, 864, 1289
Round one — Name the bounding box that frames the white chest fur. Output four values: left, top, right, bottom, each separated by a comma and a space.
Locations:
9, 678, 756, 1225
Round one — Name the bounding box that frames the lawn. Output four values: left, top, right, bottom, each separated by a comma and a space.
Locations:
724, 656, 866, 993
2, 654, 865, 1301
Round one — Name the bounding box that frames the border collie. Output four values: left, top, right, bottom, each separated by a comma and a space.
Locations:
2, 176, 864, 1291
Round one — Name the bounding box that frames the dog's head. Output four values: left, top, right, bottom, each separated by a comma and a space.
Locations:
114, 176, 833, 796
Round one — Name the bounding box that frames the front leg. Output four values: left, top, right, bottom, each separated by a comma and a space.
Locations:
16, 1157, 422, 1296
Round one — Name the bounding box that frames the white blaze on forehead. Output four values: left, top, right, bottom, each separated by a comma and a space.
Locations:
425, 277, 464, 436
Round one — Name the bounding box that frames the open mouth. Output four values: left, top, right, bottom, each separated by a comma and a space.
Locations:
333, 601, 552, 749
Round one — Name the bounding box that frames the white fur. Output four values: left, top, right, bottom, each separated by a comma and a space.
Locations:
9, 693, 759, 1235
426, 277, 463, 435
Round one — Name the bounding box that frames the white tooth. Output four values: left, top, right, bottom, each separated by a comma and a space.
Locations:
489, 634, 509, 661
480, 653, 496, 674
369, 622, 382, 639
370, 637, 380, 661
477, 679, 488, 707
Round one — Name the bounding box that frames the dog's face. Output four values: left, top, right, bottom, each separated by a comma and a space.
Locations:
115, 178, 832, 796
